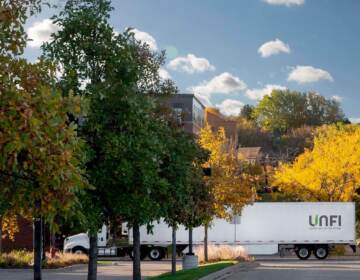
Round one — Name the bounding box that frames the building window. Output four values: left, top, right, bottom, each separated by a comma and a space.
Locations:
173, 107, 183, 124
192, 99, 204, 128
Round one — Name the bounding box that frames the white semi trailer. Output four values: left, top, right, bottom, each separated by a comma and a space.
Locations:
64, 202, 357, 260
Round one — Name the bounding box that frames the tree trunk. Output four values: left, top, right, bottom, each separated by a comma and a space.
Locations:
133, 223, 141, 280
87, 234, 98, 280
33, 216, 42, 280
171, 225, 176, 275
50, 232, 56, 258
204, 223, 208, 262
188, 227, 193, 255
42, 219, 46, 263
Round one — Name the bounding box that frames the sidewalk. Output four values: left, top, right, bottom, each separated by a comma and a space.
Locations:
199, 262, 258, 280
199, 255, 360, 280
0, 261, 180, 280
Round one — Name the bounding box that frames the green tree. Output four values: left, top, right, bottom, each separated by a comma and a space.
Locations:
83, 79, 172, 280
43, 1, 178, 280
180, 163, 214, 258
240, 104, 255, 121
306, 92, 344, 126
254, 90, 308, 133
42, 1, 119, 278
253, 90, 345, 133
158, 116, 211, 272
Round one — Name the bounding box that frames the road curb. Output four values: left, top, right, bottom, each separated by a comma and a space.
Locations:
199, 261, 259, 280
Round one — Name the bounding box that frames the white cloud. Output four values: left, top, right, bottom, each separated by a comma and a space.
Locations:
190, 72, 247, 96
331, 95, 343, 102
263, 0, 304, 7
349, 118, 360, 124
245, 84, 287, 100
132, 28, 158, 51
258, 39, 290, 57
216, 99, 244, 116
168, 54, 215, 73
288, 66, 333, 84
27, 18, 60, 48
158, 68, 171, 80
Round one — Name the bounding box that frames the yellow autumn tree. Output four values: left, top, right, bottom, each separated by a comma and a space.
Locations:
273, 124, 360, 202
1, 216, 19, 241
199, 125, 258, 219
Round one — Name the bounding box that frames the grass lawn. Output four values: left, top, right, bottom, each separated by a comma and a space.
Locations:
97, 260, 113, 265
150, 261, 236, 280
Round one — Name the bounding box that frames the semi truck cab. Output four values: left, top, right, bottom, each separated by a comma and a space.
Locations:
64, 225, 108, 254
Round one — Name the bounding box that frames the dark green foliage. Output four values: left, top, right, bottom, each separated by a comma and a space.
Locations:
240, 104, 255, 121
160, 122, 211, 228
43, 2, 213, 279
44, 0, 210, 231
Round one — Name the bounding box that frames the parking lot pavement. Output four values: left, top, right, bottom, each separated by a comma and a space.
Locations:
0, 260, 181, 280
220, 257, 360, 280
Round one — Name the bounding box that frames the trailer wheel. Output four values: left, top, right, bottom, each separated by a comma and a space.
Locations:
72, 246, 88, 255
314, 246, 328, 260
296, 246, 311, 260
128, 247, 148, 260
148, 247, 164, 261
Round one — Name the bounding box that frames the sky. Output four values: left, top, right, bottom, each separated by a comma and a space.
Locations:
24, 0, 360, 122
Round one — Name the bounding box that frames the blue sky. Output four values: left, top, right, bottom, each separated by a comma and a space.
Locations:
24, 0, 360, 121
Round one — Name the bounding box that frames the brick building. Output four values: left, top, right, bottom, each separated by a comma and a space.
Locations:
1, 217, 33, 252
205, 107, 238, 147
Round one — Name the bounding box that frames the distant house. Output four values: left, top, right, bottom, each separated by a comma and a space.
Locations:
238, 147, 263, 164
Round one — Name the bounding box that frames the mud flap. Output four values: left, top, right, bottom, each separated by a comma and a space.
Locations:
350, 245, 356, 253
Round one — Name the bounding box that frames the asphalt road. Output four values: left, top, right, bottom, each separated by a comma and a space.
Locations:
224, 258, 360, 280
2, 258, 360, 280
0, 260, 181, 280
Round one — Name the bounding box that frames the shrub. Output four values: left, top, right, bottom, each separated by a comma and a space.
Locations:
45, 252, 88, 268
0, 250, 32, 268
330, 245, 346, 256
0, 251, 88, 268
194, 245, 248, 263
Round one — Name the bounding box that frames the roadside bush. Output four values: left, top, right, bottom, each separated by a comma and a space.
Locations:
194, 245, 248, 263
0, 251, 88, 268
0, 250, 32, 268
45, 252, 88, 268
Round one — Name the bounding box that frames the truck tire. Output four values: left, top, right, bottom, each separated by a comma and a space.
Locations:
314, 246, 328, 260
72, 246, 88, 255
296, 246, 311, 260
148, 247, 165, 261
129, 247, 148, 260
